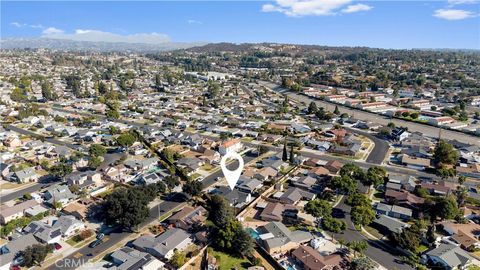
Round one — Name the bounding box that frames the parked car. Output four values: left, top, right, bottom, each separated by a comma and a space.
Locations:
89, 239, 102, 248
96, 233, 105, 240
54, 243, 62, 250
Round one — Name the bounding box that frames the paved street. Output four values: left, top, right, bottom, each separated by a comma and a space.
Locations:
45, 200, 183, 270
259, 81, 480, 145
331, 196, 413, 270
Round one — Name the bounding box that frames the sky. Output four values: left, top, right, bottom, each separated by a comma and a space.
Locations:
1, 0, 479, 49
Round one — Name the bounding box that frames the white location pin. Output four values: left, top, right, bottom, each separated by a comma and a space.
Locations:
220, 151, 244, 190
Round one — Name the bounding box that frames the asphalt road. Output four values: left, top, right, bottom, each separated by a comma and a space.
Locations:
344, 127, 389, 164
6, 124, 82, 150
331, 196, 413, 270
45, 200, 183, 270
258, 81, 480, 145
0, 183, 50, 203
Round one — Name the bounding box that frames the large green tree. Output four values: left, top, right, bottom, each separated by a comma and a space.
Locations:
216, 219, 254, 257
433, 140, 459, 166
351, 205, 375, 227
208, 195, 235, 227
304, 199, 332, 218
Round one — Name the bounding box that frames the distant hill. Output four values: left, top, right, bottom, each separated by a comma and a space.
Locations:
0, 37, 207, 52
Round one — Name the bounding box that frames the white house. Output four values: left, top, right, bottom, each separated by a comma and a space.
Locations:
219, 139, 243, 155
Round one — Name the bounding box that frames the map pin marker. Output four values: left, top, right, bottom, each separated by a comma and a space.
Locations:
220, 151, 244, 190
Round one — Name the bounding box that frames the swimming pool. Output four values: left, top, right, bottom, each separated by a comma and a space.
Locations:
246, 228, 260, 240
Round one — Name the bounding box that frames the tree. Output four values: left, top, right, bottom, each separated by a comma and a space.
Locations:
282, 139, 288, 161
183, 180, 203, 196
89, 144, 106, 157
351, 205, 375, 227
11, 87, 28, 102
88, 156, 102, 169
289, 145, 295, 163
116, 133, 136, 148
106, 108, 120, 119
18, 244, 52, 267
321, 216, 346, 233
170, 250, 187, 268
329, 175, 357, 194
339, 164, 366, 183
366, 166, 387, 187
392, 222, 423, 252
308, 101, 318, 114
216, 219, 254, 257
208, 195, 234, 227
104, 187, 152, 230
434, 140, 459, 167
350, 256, 377, 270
333, 105, 340, 115
41, 81, 57, 101
164, 176, 180, 191
458, 175, 467, 185
434, 196, 459, 220
437, 167, 457, 180
346, 192, 371, 207
49, 163, 73, 179
304, 199, 332, 218
347, 241, 368, 258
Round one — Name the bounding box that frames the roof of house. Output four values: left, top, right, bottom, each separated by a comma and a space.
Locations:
261, 222, 313, 249
372, 215, 410, 234
111, 246, 164, 270
132, 228, 190, 258
52, 215, 84, 235
292, 245, 343, 270
0, 199, 38, 218
426, 243, 475, 268
0, 233, 40, 266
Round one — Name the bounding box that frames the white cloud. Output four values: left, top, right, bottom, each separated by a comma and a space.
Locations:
341, 3, 372, 13
261, 0, 363, 17
433, 8, 475, 20
42, 27, 64, 35
42, 29, 171, 44
447, 0, 478, 5
10, 22, 44, 29
29, 24, 44, 29
11, 22, 26, 27
187, 19, 202, 25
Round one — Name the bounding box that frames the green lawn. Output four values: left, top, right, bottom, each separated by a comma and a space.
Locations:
415, 244, 429, 254
210, 250, 251, 270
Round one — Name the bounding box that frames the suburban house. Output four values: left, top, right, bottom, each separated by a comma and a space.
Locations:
11, 167, 39, 183
400, 154, 432, 170
22, 220, 62, 244
110, 247, 166, 270
53, 215, 86, 238
441, 222, 480, 251
0, 234, 40, 270
292, 245, 344, 270
277, 187, 316, 205
258, 202, 298, 222
0, 199, 38, 224
425, 243, 477, 270
43, 185, 76, 206
218, 139, 242, 155
375, 203, 412, 220
257, 221, 314, 255
167, 206, 207, 231
131, 228, 192, 259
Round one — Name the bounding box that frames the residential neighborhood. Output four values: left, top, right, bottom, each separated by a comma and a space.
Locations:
0, 12, 479, 270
